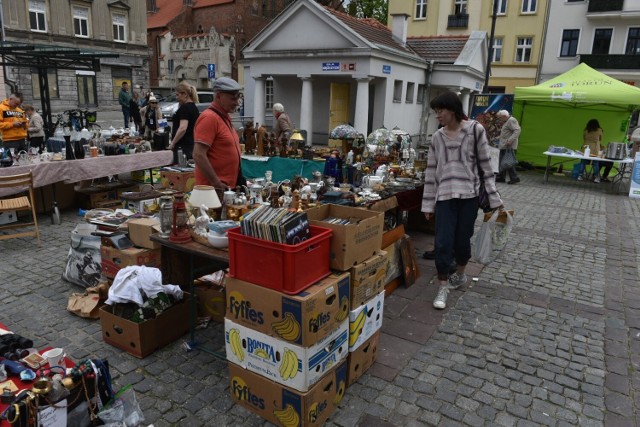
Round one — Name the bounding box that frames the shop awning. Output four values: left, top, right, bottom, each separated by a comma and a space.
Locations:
0, 41, 120, 135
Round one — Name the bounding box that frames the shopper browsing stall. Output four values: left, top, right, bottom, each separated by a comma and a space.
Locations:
495, 110, 521, 184
193, 77, 243, 197
0, 91, 27, 152
422, 91, 503, 310
578, 119, 604, 183
140, 96, 162, 140
169, 81, 200, 164
24, 104, 45, 153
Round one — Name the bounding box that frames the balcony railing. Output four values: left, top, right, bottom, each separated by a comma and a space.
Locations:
447, 14, 469, 28
587, 0, 623, 13
580, 54, 640, 70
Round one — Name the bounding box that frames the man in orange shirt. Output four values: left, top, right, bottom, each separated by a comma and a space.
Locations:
193, 77, 243, 197
0, 92, 28, 152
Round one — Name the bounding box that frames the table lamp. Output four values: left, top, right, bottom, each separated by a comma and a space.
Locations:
290, 130, 305, 150
188, 185, 221, 209
188, 185, 222, 220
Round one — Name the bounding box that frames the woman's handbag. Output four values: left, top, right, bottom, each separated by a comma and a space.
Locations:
472, 124, 492, 212
499, 148, 518, 172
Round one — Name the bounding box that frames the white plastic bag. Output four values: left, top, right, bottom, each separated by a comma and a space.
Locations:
473, 209, 513, 264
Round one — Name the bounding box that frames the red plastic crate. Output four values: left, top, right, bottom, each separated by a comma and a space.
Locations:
227, 225, 332, 294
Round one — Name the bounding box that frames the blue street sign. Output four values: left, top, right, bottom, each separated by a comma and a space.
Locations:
322, 62, 340, 71
208, 64, 216, 79
383, 65, 391, 74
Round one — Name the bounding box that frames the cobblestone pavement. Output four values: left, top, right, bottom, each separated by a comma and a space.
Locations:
0, 170, 638, 426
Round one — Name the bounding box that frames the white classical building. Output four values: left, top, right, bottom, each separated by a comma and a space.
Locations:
241, 0, 487, 145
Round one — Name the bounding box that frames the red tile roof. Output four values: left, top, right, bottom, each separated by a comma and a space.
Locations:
406, 36, 469, 63
148, 0, 233, 30
193, 0, 233, 8
325, 7, 416, 55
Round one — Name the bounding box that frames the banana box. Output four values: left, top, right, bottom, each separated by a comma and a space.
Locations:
349, 251, 387, 309
225, 318, 348, 392
228, 360, 347, 427
347, 331, 379, 386
348, 291, 384, 352
225, 273, 350, 347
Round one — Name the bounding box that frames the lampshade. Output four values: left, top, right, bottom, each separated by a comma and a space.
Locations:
188, 185, 221, 209
290, 131, 304, 142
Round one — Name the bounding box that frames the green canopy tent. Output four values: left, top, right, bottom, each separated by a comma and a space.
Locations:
512, 63, 640, 167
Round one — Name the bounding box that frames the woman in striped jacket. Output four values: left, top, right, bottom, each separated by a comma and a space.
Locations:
422, 91, 503, 310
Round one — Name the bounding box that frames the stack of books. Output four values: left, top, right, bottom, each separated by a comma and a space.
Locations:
240, 205, 310, 245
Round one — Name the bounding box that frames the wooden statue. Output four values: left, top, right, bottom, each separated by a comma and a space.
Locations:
243, 121, 257, 154
257, 124, 268, 156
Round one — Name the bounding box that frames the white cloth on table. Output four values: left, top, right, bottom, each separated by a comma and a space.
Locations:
106, 265, 183, 306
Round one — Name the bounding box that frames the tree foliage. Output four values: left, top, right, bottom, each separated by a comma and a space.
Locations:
346, 0, 388, 25
316, 0, 389, 25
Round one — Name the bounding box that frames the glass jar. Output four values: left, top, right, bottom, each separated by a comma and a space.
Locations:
158, 196, 173, 238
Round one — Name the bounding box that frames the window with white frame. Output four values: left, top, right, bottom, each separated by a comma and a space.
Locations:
406, 82, 415, 103
265, 79, 274, 110
29, 0, 47, 32
112, 13, 127, 42
592, 28, 612, 55
560, 29, 580, 57
73, 6, 90, 38
454, 0, 467, 14
521, 0, 536, 13
393, 80, 403, 102
494, 0, 507, 15
492, 38, 503, 62
515, 37, 532, 62
626, 28, 640, 55
415, 0, 427, 19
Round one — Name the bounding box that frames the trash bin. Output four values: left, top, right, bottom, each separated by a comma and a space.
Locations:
153, 132, 169, 151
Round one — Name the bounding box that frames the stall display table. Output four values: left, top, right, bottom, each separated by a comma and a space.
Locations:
149, 234, 229, 359
0, 325, 77, 427
0, 152, 173, 222
542, 150, 633, 190
241, 155, 325, 182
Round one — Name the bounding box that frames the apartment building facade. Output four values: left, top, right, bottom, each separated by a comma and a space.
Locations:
539, 0, 640, 87
1, 0, 149, 112
388, 0, 549, 93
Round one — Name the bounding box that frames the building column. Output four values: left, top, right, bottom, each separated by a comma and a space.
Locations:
299, 76, 313, 146
354, 77, 372, 138
459, 89, 471, 117
252, 76, 266, 129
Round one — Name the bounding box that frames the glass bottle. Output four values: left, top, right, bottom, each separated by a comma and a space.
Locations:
158, 195, 173, 238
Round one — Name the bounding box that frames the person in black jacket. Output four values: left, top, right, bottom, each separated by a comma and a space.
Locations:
129, 91, 142, 132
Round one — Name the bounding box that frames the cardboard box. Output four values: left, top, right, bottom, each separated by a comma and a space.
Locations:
131, 168, 162, 184
160, 170, 195, 193
369, 196, 398, 213
122, 198, 158, 214
229, 360, 347, 427
195, 281, 226, 323
349, 251, 387, 308
225, 273, 350, 347
347, 331, 379, 386
100, 245, 161, 279
127, 218, 161, 249
306, 204, 383, 271
0, 210, 17, 225
225, 318, 348, 392
99, 293, 190, 358
348, 291, 384, 352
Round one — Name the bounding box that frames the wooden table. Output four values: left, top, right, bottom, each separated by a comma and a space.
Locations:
149, 234, 229, 358
0, 151, 173, 223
